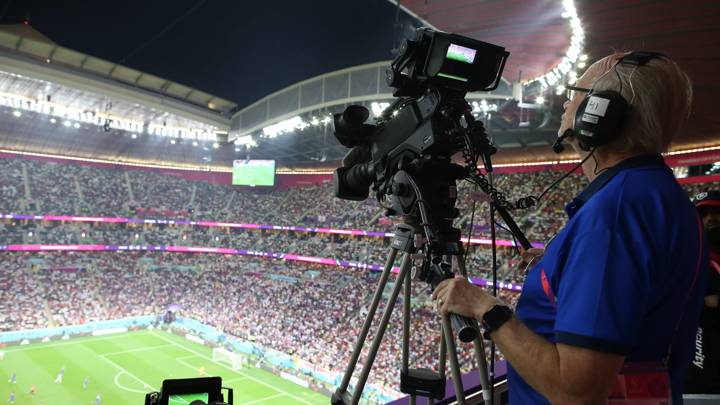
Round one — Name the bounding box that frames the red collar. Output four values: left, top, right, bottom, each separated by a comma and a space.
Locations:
711, 252, 720, 274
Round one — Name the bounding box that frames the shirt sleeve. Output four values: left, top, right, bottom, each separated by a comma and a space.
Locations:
554, 228, 652, 355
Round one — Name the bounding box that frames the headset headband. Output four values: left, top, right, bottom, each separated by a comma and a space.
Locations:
618, 51, 666, 67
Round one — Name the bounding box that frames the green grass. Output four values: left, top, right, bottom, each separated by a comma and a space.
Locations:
0, 330, 328, 404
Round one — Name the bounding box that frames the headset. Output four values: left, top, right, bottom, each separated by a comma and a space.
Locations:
553, 51, 666, 153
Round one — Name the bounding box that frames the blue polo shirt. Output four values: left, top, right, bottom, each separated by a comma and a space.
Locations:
507, 155, 708, 404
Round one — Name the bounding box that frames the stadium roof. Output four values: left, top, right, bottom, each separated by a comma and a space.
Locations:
0, 24, 236, 115
399, 0, 720, 163
0, 1, 716, 170
0, 24, 237, 166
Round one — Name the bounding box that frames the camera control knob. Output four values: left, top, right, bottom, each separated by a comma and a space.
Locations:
392, 183, 409, 196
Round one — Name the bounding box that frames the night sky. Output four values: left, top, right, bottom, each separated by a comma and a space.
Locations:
2, 0, 421, 108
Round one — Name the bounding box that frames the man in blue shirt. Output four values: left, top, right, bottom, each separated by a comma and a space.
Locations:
433, 52, 705, 404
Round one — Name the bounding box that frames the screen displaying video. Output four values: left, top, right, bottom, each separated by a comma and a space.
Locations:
169, 393, 209, 404
446, 43, 476, 64
232, 159, 276, 186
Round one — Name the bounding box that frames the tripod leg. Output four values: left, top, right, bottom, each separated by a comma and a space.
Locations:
429, 330, 448, 405
402, 263, 412, 403
472, 325, 492, 403
335, 248, 399, 397
455, 254, 493, 404
441, 315, 466, 405
350, 252, 413, 405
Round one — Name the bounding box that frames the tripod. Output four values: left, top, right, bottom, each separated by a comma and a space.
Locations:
332, 165, 493, 405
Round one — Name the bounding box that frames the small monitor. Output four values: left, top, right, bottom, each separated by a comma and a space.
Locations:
159, 377, 221, 405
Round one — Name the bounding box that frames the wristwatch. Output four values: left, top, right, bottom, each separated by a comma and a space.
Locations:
481, 305, 513, 339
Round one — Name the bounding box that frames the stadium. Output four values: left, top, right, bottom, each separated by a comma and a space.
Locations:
0, 1, 719, 404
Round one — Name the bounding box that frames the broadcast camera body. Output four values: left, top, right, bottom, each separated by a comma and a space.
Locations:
331, 28, 525, 405
333, 28, 510, 255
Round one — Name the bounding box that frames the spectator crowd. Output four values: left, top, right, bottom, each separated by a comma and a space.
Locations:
0, 155, 717, 392
0, 251, 518, 390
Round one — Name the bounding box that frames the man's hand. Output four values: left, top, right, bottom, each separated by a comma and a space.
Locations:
431, 276, 503, 320
518, 247, 544, 270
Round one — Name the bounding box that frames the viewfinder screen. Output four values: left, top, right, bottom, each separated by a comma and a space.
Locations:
169, 393, 209, 404
446, 43, 476, 64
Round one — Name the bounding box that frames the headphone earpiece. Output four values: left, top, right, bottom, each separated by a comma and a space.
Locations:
573, 90, 628, 151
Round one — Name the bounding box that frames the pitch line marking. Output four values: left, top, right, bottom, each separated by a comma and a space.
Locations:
113, 371, 150, 394
100, 353, 155, 392
3, 331, 153, 352
149, 331, 315, 405
223, 377, 249, 383
102, 344, 174, 357
175, 356, 200, 372
243, 393, 286, 404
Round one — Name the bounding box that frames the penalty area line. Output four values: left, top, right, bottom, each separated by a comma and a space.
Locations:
100, 354, 155, 392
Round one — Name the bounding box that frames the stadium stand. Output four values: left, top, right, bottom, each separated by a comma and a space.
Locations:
2, 154, 719, 392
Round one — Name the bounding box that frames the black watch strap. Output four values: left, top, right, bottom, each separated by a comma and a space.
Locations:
481, 304, 513, 339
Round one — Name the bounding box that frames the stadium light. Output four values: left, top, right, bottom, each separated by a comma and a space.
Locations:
234, 135, 256, 147
0, 91, 216, 141
262, 116, 303, 138
371, 102, 391, 117
524, 0, 585, 88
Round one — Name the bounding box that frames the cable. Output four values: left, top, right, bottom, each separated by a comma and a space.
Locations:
463, 191, 478, 266
535, 149, 595, 202
494, 221, 521, 256
120, 0, 208, 63
628, 66, 639, 105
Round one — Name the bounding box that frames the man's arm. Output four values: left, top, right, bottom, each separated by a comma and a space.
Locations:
433, 277, 624, 404
491, 317, 624, 404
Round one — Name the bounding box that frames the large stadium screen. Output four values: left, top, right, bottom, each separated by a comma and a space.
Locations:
232, 159, 276, 186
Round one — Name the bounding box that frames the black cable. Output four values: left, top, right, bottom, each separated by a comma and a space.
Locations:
535, 149, 595, 203
592, 149, 610, 176
488, 170, 497, 405
494, 220, 521, 257
463, 187, 479, 266
120, 0, 208, 63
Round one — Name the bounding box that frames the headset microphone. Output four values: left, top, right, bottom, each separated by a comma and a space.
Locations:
552, 128, 575, 154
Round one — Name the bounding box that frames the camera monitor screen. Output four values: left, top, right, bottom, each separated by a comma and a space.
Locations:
232, 159, 276, 186
160, 377, 221, 405
445, 43, 476, 64
169, 393, 209, 404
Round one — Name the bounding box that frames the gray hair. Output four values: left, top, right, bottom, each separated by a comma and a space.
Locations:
591, 53, 693, 154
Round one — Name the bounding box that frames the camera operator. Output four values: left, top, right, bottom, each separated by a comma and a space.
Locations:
685, 191, 720, 394
433, 52, 706, 404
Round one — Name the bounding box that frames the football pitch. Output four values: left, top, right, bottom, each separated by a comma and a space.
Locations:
0, 330, 328, 404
